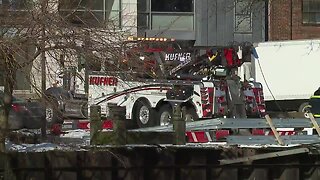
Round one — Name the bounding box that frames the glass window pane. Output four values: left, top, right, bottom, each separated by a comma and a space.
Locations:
59, 0, 103, 10
110, 11, 119, 18
310, 13, 316, 22
303, 12, 310, 23
59, 0, 83, 10
235, 15, 251, 32
93, 11, 104, 21
316, 12, 320, 23
63, 11, 103, 26
303, 0, 310, 11
59, 0, 122, 27
80, 0, 103, 10
303, 11, 320, 24
152, 14, 194, 30
112, 0, 120, 11
94, 0, 104, 10
236, 0, 250, 15
109, 11, 121, 28
138, 13, 148, 29
151, 0, 193, 12
2, 0, 31, 10
309, 2, 319, 12
303, 0, 320, 12
138, 0, 148, 12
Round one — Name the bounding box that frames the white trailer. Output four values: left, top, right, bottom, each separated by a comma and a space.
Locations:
251, 39, 320, 113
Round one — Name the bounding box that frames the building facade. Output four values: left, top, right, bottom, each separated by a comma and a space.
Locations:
0, 0, 137, 90
269, 0, 320, 41
137, 0, 266, 47
0, 0, 267, 91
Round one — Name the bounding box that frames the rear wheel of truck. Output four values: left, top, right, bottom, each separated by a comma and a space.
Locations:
298, 102, 312, 118
184, 107, 199, 122
44, 96, 64, 127
158, 104, 172, 126
134, 100, 156, 128
157, 105, 199, 125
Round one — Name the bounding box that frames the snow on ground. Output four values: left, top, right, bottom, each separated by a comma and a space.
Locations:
6, 141, 80, 152
6, 129, 91, 152
4, 129, 309, 152
60, 129, 90, 139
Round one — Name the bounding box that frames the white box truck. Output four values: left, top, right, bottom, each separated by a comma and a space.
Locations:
248, 39, 320, 115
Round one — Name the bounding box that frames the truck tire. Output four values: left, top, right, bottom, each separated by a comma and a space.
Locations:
298, 102, 311, 118
134, 100, 156, 128
157, 105, 198, 125
158, 104, 172, 126
45, 96, 64, 127
184, 107, 199, 122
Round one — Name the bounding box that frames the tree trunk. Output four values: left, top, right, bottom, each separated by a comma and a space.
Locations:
0, 49, 15, 152
0, 49, 16, 179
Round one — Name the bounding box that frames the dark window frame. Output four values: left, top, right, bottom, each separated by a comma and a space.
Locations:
302, 0, 320, 25
234, 0, 253, 33
151, 0, 193, 13
58, 0, 122, 28
0, 0, 31, 10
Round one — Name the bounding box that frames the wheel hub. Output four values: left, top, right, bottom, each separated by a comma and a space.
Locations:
46, 108, 53, 122
302, 105, 312, 118
185, 114, 195, 122
160, 111, 171, 126
139, 105, 150, 124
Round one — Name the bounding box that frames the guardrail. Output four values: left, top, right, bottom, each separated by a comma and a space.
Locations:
89, 104, 320, 146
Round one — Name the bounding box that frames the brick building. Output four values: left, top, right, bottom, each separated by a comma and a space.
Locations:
269, 0, 320, 40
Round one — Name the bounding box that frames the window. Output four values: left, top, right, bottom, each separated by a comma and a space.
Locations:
303, 0, 320, 24
137, 0, 149, 31
137, 0, 194, 32
59, 0, 121, 27
151, 0, 193, 12
109, 0, 121, 27
0, 0, 31, 23
234, 0, 252, 33
0, 0, 31, 11
151, 15, 194, 30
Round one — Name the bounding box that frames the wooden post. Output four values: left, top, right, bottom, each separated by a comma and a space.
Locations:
108, 103, 126, 145
265, 115, 284, 146
307, 112, 320, 136
173, 104, 186, 145
90, 105, 101, 145
40, 0, 47, 141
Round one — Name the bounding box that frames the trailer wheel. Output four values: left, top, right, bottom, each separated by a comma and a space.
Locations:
184, 107, 199, 122
158, 104, 172, 126
44, 96, 64, 127
298, 102, 311, 118
134, 100, 156, 128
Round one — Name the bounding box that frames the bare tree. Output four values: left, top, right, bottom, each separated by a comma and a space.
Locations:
0, 0, 132, 151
